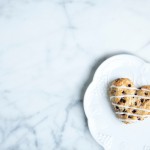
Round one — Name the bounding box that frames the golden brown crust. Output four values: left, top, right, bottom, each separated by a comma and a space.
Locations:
111, 78, 134, 87
109, 78, 150, 124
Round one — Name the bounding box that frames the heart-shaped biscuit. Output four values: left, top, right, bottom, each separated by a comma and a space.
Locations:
109, 78, 150, 124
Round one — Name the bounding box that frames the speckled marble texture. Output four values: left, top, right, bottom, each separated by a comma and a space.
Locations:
0, 0, 150, 150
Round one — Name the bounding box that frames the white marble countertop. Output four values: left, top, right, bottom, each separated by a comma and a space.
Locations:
0, 0, 150, 150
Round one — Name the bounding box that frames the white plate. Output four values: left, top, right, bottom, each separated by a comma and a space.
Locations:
84, 54, 150, 150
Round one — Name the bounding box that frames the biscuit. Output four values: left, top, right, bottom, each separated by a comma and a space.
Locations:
109, 78, 150, 124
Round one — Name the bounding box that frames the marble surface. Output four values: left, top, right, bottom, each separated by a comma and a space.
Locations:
0, 0, 150, 150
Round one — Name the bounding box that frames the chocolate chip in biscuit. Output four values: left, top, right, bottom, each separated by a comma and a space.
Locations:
141, 99, 144, 103
121, 98, 126, 103
116, 106, 119, 109
128, 84, 131, 87
122, 91, 126, 94
123, 109, 126, 112
132, 110, 136, 113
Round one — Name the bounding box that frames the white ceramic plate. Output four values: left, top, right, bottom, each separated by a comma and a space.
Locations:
84, 54, 150, 150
